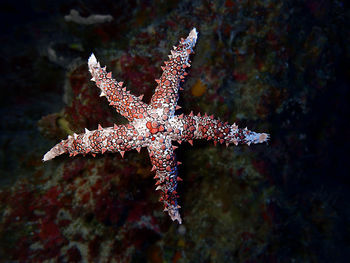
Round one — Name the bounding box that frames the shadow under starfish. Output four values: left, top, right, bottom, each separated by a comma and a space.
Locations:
43, 28, 269, 224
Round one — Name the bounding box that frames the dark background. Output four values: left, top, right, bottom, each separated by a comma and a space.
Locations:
0, 0, 349, 262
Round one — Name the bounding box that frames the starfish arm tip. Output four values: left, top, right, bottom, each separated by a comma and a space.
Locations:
42, 143, 66, 161
88, 53, 97, 67
244, 132, 270, 145
42, 150, 56, 162
42, 155, 49, 162
168, 207, 182, 224
190, 27, 198, 39
187, 28, 198, 46
259, 133, 270, 143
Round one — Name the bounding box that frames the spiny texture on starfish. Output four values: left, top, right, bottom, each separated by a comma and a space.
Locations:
43, 28, 269, 224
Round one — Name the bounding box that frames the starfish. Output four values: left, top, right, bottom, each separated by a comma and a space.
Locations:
43, 28, 269, 224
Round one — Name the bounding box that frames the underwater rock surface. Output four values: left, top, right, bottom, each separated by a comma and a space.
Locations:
0, 0, 348, 262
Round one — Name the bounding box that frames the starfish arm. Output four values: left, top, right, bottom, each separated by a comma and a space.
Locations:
88, 54, 149, 121
43, 124, 150, 161
170, 114, 269, 146
150, 28, 198, 114
148, 138, 182, 224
